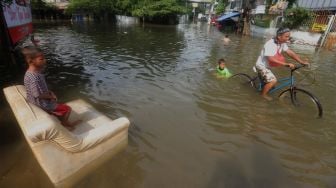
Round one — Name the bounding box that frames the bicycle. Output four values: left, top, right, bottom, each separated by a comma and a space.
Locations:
230, 64, 323, 118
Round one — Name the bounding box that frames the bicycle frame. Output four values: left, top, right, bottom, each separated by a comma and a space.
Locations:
270, 77, 294, 94
255, 65, 302, 94
232, 64, 323, 117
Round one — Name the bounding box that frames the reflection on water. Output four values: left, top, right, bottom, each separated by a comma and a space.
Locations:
1, 22, 336, 188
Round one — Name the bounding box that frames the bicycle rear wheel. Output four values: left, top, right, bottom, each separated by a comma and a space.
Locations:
230, 73, 254, 88
252, 76, 263, 91
279, 88, 323, 118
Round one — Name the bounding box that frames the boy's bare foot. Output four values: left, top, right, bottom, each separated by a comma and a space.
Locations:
262, 95, 273, 101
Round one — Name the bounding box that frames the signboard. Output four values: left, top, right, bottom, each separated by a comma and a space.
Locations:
1, 0, 33, 45
255, 5, 265, 14
312, 23, 328, 32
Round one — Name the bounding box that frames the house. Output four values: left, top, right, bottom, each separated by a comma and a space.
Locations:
296, 0, 336, 33
215, 0, 243, 32
225, 0, 243, 13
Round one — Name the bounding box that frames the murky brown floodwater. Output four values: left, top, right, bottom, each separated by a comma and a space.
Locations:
1, 21, 336, 188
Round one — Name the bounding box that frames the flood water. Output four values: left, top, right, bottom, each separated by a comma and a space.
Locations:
1, 21, 336, 188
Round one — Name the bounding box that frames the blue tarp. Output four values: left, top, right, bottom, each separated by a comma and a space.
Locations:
216, 12, 240, 22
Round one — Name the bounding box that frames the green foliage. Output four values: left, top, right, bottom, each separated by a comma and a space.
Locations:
31, 0, 58, 11
67, 0, 186, 19
282, 7, 313, 29
254, 18, 271, 28
132, 0, 186, 18
115, 0, 133, 14
286, 0, 297, 9
66, 0, 108, 14
215, 0, 228, 15
68, 0, 104, 14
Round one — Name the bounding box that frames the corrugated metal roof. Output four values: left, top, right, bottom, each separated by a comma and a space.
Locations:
297, 0, 336, 10
216, 12, 240, 22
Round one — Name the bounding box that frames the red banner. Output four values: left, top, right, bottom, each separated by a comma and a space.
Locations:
7, 22, 32, 44
2, 0, 33, 45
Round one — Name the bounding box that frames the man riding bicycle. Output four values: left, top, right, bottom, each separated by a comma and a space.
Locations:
255, 27, 309, 100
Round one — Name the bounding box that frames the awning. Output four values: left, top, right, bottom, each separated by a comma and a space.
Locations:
216, 12, 240, 22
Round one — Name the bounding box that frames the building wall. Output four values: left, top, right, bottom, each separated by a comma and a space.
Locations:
225, 0, 243, 12
255, 0, 265, 6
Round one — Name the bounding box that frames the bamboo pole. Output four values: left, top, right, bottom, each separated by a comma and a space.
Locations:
320, 14, 335, 47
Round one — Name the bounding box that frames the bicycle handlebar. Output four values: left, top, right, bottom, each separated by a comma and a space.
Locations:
292, 64, 307, 72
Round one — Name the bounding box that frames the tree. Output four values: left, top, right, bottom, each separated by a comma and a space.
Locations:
215, 0, 229, 15
286, 0, 297, 9
282, 7, 312, 29
131, 0, 186, 24
241, 0, 256, 35
67, 0, 186, 24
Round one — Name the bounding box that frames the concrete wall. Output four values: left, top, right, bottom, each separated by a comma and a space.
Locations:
250, 25, 322, 46
116, 15, 139, 25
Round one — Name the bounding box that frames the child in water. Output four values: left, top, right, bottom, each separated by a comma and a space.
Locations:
216, 58, 232, 78
22, 46, 81, 130
222, 34, 231, 45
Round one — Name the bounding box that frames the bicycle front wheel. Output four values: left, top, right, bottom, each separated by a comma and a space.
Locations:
279, 88, 323, 118
230, 73, 254, 88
